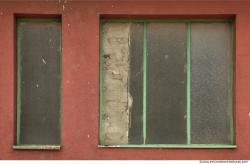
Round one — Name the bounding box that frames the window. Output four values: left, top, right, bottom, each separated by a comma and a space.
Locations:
14, 18, 62, 150
99, 19, 235, 148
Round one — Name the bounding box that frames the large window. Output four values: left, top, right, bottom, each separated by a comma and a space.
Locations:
99, 19, 235, 148
14, 18, 62, 150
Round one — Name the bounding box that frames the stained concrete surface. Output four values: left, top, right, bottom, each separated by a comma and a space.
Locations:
102, 23, 132, 145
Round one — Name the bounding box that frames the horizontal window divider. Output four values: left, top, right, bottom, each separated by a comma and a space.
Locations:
101, 19, 233, 24
17, 18, 61, 23
98, 144, 237, 149
13, 145, 61, 150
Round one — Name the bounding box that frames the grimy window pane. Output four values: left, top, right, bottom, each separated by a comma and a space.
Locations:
102, 23, 144, 145
128, 23, 144, 144
18, 20, 61, 145
147, 23, 187, 144
191, 23, 231, 144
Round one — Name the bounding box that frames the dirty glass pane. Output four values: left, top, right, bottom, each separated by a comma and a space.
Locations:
146, 23, 187, 144
19, 20, 61, 145
191, 23, 231, 144
128, 23, 144, 144
102, 23, 144, 145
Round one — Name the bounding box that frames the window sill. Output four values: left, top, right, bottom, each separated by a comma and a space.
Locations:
98, 144, 237, 149
13, 145, 61, 150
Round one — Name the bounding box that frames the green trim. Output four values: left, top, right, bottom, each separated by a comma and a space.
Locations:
17, 20, 22, 145
101, 19, 233, 24
98, 144, 236, 149
186, 22, 191, 144
58, 21, 62, 145
229, 21, 235, 145
99, 21, 104, 145
13, 145, 61, 150
17, 18, 61, 23
143, 22, 148, 144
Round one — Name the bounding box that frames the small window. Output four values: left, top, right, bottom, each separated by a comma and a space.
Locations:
99, 19, 235, 148
14, 18, 62, 150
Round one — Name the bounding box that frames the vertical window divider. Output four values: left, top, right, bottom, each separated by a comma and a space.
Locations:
16, 19, 21, 145
230, 21, 234, 145
187, 21, 191, 145
59, 21, 62, 145
99, 21, 104, 145
143, 21, 148, 144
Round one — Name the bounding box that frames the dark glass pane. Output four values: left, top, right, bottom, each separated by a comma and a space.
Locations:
147, 23, 187, 144
128, 23, 144, 144
19, 20, 61, 145
190, 23, 232, 144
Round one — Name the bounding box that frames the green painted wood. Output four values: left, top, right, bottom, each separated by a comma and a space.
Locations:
17, 18, 61, 23
187, 22, 191, 145
101, 19, 233, 24
59, 21, 62, 145
99, 21, 104, 145
17, 20, 22, 145
230, 22, 235, 145
98, 144, 237, 148
143, 22, 148, 144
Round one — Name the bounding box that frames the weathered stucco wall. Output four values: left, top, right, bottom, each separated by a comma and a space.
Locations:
102, 23, 131, 145
0, 0, 250, 160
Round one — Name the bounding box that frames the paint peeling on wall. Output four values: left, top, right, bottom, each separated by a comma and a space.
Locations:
102, 23, 131, 145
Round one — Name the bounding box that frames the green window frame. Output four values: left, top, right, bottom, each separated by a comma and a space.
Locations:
14, 18, 62, 150
99, 19, 235, 148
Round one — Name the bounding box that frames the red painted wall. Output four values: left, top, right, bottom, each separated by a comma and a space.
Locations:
0, 0, 249, 160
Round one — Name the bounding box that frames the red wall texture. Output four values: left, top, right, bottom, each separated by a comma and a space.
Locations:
0, 0, 249, 160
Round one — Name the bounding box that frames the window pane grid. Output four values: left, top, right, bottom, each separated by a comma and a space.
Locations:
99, 19, 234, 147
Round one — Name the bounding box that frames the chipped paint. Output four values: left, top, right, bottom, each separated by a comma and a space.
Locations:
102, 23, 131, 145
